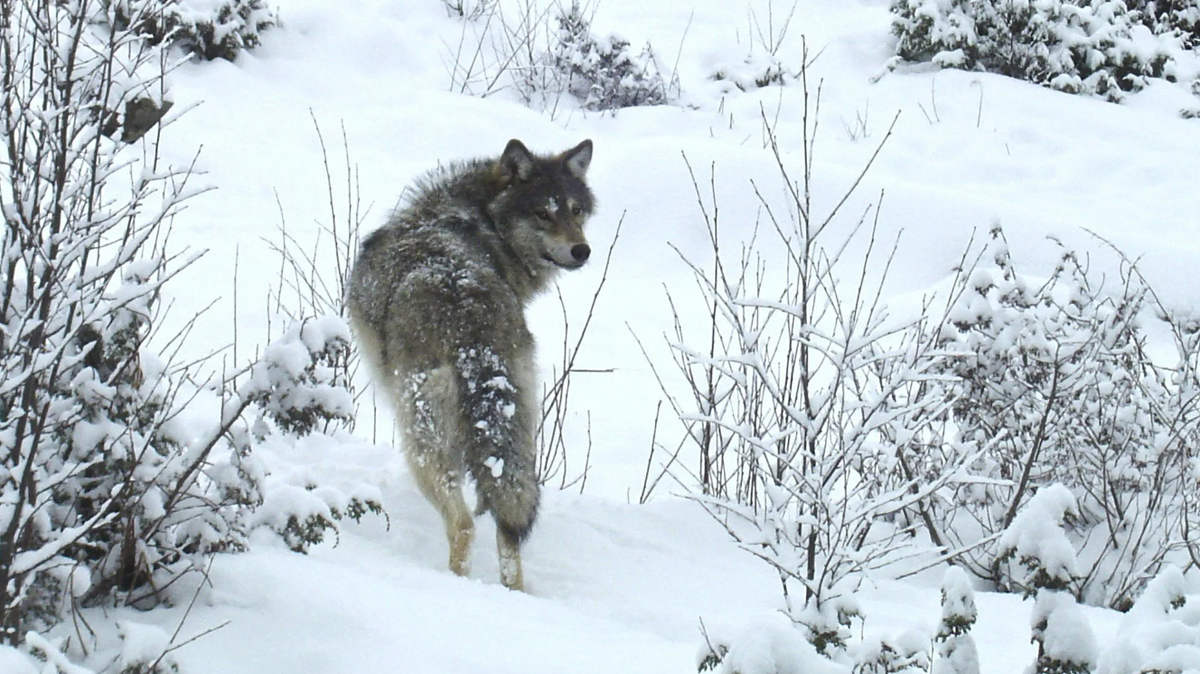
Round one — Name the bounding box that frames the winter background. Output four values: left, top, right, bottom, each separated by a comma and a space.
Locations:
3, 0, 1200, 672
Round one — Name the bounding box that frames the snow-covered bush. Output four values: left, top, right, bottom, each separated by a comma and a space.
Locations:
697, 613, 852, 674
709, 52, 796, 92
235, 315, 382, 553
540, 1, 675, 111
110, 0, 278, 61
264, 116, 367, 435
1034, 595, 1098, 674
18, 623, 182, 674
0, 0, 202, 641
445, 0, 677, 112
237, 319, 382, 554
925, 228, 1200, 609
697, 611, 933, 674
255, 123, 389, 550
660, 68, 976, 655
853, 630, 932, 674
1133, 0, 1200, 47
997, 486, 1098, 674
252, 479, 384, 553
934, 567, 980, 674
999, 487, 1090, 673
1097, 566, 1200, 674
245, 317, 355, 437
113, 621, 181, 674
995, 485, 1082, 597
667, 146, 964, 635
890, 0, 1195, 101
709, 0, 801, 92
0, 0, 368, 661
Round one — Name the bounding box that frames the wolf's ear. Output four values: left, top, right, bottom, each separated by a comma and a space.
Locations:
501, 139, 536, 181
563, 139, 592, 178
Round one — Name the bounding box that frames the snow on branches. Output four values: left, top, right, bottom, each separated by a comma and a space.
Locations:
0, 0, 200, 642
675, 99, 1198, 674
546, 2, 674, 111
244, 316, 355, 437
996, 486, 1096, 674
1097, 566, 1200, 674
934, 566, 980, 674
110, 0, 278, 62
928, 227, 1200, 609
666, 148, 970, 631
0, 0, 370, 659
662, 67, 975, 660
890, 0, 1200, 103
444, 0, 677, 112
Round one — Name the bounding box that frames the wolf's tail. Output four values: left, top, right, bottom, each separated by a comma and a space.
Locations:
455, 345, 540, 543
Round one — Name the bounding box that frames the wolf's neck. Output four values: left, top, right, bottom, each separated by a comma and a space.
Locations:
479, 224, 556, 305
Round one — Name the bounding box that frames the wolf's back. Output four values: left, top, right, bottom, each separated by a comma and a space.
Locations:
349, 222, 475, 367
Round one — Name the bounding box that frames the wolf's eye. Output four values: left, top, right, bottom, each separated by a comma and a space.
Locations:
570, 204, 583, 216
534, 208, 552, 220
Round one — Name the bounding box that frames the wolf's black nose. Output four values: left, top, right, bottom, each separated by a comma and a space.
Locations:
571, 243, 591, 263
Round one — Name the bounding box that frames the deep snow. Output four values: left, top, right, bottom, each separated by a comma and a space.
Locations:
12, 0, 1200, 671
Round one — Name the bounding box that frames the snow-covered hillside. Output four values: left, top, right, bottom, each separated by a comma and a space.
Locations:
5, 0, 1199, 672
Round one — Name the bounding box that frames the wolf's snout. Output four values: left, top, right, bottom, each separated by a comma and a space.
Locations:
571, 243, 591, 264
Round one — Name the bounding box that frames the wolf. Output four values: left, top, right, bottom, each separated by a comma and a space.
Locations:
346, 138, 595, 591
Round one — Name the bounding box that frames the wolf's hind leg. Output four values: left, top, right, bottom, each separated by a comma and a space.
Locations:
407, 452, 475, 577
497, 529, 524, 591
398, 367, 475, 577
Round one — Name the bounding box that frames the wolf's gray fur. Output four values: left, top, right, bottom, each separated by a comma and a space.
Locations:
346, 139, 594, 590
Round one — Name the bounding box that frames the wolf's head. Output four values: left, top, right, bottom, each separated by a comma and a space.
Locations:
488, 139, 595, 274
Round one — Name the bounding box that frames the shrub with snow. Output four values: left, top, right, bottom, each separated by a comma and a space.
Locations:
244, 316, 355, 437
697, 610, 933, 674
709, 51, 796, 92
543, 2, 675, 111
671, 95, 977, 652
926, 227, 1200, 609
115, 621, 180, 674
673, 57, 975, 665
237, 314, 382, 552
995, 484, 1081, 596
707, 0, 802, 91
934, 567, 980, 674
252, 481, 384, 553
1097, 566, 1200, 674
1034, 595, 1098, 674
110, 0, 278, 61
0, 0, 232, 642
0, 0, 368, 663
997, 486, 1097, 674
1134, 0, 1200, 46
890, 0, 1197, 101
697, 613, 852, 674
852, 630, 932, 674
445, 0, 677, 111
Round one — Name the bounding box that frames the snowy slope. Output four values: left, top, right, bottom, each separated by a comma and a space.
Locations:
47, 438, 1103, 674
158, 0, 1200, 496
17, 0, 1200, 671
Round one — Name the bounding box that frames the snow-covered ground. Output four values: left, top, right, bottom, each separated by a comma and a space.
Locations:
11, 0, 1200, 671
